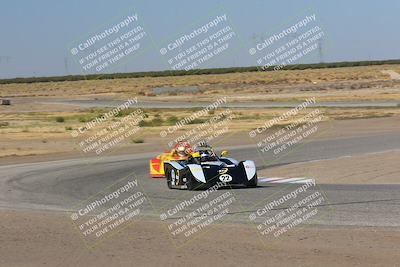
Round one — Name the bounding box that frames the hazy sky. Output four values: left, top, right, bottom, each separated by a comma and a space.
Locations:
0, 0, 399, 78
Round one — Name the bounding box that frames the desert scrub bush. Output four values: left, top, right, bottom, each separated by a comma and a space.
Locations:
138, 117, 164, 127
150, 117, 163, 126
166, 116, 179, 125
55, 116, 65, 123
114, 111, 123, 117
188, 118, 206, 124
138, 120, 148, 127
131, 138, 144, 143
0, 121, 9, 127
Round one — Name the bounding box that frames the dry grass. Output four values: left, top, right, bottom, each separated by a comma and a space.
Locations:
1, 107, 399, 135
0, 64, 395, 98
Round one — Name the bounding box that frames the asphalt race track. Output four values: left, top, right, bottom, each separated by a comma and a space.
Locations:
1, 132, 400, 228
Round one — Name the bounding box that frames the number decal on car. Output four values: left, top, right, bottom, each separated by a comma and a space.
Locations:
219, 174, 232, 182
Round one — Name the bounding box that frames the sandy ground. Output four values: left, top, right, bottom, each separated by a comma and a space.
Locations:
0, 210, 399, 267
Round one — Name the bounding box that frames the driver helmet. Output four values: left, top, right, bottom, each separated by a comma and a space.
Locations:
176, 145, 188, 157
200, 151, 211, 161
200, 152, 208, 158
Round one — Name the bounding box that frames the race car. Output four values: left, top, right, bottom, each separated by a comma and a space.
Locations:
163, 145, 257, 190
149, 142, 193, 178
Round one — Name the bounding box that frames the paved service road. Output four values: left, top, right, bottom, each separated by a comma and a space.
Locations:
40, 99, 400, 109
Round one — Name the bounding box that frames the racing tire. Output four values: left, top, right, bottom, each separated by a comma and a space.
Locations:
186, 175, 197, 191
165, 166, 173, 189
246, 174, 258, 188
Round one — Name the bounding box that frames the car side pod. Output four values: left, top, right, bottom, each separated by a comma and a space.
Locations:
243, 160, 256, 180
241, 160, 257, 187
187, 164, 207, 183
149, 158, 165, 178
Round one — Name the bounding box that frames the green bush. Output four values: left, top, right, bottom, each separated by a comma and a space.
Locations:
0, 121, 9, 127
138, 120, 148, 127
55, 116, 65, 123
65, 126, 73, 130
188, 118, 206, 124
114, 111, 123, 117
138, 117, 164, 127
131, 138, 144, 144
150, 118, 163, 126
166, 116, 179, 125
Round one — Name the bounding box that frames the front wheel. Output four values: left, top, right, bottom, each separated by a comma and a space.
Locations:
186, 175, 197, 191
165, 166, 175, 189
246, 174, 258, 188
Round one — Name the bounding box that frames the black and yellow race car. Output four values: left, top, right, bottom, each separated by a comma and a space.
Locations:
163, 145, 257, 190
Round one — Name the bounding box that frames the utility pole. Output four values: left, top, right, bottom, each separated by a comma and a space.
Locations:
0, 56, 11, 64
318, 38, 324, 63
64, 57, 70, 75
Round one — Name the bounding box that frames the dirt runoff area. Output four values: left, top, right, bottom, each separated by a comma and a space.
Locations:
0, 209, 399, 267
